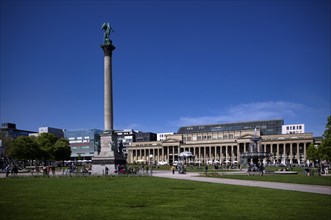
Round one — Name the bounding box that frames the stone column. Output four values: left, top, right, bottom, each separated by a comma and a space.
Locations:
199, 147, 201, 162
214, 146, 217, 160
290, 143, 293, 164
167, 146, 169, 162
297, 144, 300, 164
129, 149, 133, 163
101, 43, 116, 131
304, 143, 307, 162
236, 145, 240, 161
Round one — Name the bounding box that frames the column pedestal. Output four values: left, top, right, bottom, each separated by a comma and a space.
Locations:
92, 131, 126, 175
92, 132, 116, 174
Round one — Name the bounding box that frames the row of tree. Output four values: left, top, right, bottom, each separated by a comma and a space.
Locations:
307, 115, 331, 163
6, 133, 71, 166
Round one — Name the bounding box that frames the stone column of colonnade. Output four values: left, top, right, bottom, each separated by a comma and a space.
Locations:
127, 141, 313, 165
297, 144, 300, 163
184, 145, 242, 164
290, 144, 293, 163
260, 141, 313, 165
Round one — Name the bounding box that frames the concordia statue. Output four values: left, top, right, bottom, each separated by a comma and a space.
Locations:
101, 22, 114, 45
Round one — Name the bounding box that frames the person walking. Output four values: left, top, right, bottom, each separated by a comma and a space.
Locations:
12, 164, 18, 176
171, 165, 175, 174
5, 164, 10, 177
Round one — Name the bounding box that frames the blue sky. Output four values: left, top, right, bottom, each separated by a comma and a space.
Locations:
1, 0, 330, 136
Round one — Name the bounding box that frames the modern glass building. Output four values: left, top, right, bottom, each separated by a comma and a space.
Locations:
114, 129, 137, 159
177, 119, 284, 135
64, 129, 102, 160
1, 123, 37, 139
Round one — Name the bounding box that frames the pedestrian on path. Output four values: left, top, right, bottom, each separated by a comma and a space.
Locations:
171, 165, 175, 174
5, 165, 10, 177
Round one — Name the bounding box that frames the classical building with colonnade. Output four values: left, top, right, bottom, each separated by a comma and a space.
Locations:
127, 119, 321, 165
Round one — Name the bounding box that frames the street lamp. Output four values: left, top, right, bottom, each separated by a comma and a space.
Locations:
149, 154, 153, 176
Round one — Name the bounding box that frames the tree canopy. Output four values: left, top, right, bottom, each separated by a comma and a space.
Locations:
318, 115, 331, 161
306, 144, 318, 162
7, 133, 71, 165
52, 138, 71, 161
9, 136, 41, 161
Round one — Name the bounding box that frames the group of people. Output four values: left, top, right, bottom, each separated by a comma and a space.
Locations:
41, 166, 56, 176
171, 164, 187, 174
317, 165, 329, 175
4, 164, 18, 177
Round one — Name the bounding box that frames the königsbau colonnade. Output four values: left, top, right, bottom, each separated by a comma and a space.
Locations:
128, 120, 316, 165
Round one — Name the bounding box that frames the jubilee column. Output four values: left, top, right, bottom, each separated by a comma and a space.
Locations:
92, 22, 125, 175
101, 43, 115, 131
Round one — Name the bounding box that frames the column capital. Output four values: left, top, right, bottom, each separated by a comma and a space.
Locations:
101, 43, 116, 56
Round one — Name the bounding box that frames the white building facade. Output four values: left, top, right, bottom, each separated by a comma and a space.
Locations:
157, 132, 174, 141
282, 124, 305, 134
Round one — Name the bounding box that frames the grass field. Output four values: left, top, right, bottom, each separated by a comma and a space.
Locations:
1, 176, 330, 220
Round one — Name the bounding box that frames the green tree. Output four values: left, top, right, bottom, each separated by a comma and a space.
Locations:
306, 144, 318, 162
318, 115, 331, 161
36, 133, 58, 164
1, 136, 13, 158
52, 138, 71, 163
8, 136, 41, 163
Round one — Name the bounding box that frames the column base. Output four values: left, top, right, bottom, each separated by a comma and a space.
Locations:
92, 159, 116, 175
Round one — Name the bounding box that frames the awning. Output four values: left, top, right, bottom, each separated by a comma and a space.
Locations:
179, 151, 193, 157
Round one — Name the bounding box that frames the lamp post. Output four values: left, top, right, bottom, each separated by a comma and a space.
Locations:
149, 154, 153, 176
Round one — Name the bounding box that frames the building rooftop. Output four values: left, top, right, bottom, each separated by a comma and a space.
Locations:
177, 119, 284, 135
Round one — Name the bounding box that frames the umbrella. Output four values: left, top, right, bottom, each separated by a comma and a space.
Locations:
179, 151, 193, 157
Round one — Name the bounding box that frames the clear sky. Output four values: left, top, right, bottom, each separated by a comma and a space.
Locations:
1, 0, 330, 136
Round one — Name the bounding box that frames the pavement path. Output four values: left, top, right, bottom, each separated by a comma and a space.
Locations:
152, 171, 331, 195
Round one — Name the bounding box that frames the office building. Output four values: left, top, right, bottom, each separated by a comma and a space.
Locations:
64, 129, 102, 160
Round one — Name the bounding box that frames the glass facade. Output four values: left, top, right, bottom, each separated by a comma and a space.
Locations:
114, 130, 137, 158
177, 119, 284, 135
64, 129, 102, 159
1, 123, 36, 139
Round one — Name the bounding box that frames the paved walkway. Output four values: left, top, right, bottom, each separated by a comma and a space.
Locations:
152, 171, 331, 195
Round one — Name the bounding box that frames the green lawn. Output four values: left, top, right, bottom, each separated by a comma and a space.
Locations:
1, 176, 330, 220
